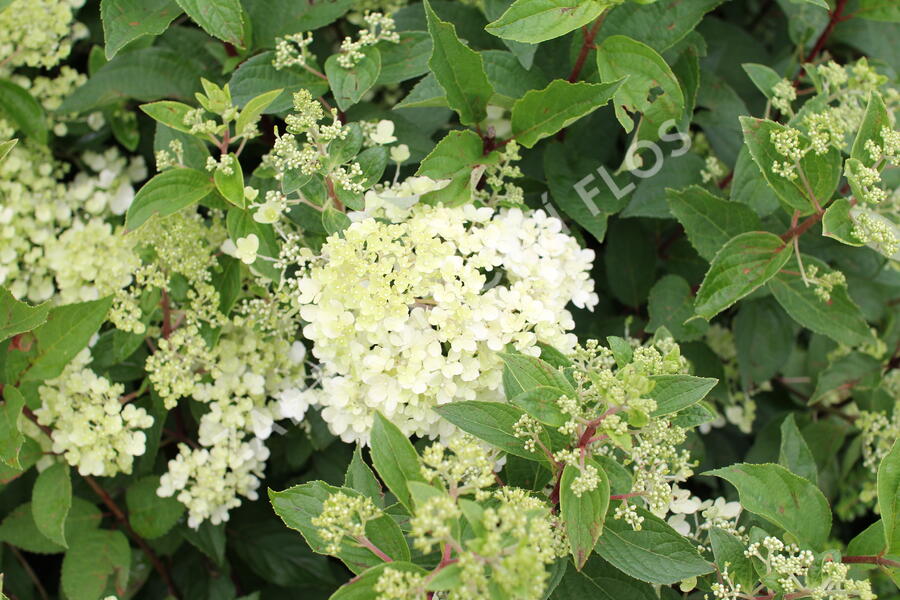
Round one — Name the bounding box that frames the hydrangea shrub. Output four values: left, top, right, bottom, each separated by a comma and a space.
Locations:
0, 0, 899, 599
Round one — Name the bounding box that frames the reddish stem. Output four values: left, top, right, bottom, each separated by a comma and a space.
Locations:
610, 492, 643, 501
356, 535, 393, 563
804, 0, 849, 65
842, 555, 900, 569
795, 0, 850, 82
160, 288, 173, 339
568, 16, 606, 83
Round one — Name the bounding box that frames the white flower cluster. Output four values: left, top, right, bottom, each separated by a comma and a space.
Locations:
157, 322, 306, 528
35, 350, 154, 477
288, 203, 598, 442
0, 0, 87, 72
666, 487, 742, 541
0, 138, 145, 303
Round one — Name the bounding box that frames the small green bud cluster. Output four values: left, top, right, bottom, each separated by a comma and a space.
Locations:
312, 492, 382, 554
336, 12, 399, 69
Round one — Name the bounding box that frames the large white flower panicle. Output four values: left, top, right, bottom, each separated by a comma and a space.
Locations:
287, 202, 598, 443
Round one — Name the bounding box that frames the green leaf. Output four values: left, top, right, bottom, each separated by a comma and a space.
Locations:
665, 186, 762, 262
646, 275, 708, 342
434, 401, 548, 462
243, 0, 353, 48
510, 79, 622, 148
595, 35, 684, 133
32, 462, 72, 548
329, 562, 427, 600
61, 529, 131, 600
768, 254, 873, 347
790, 0, 829, 8
733, 298, 794, 390
0, 79, 47, 144
139, 100, 193, 133
704, 463, 831, 549
126, 168, 213, 230
560, 458, 610, 570
510, 387, 568, 427
604, 219, 657, 307
126, 475, 185, 539
322, 206, 351, 236
0, 499, 102, 555
485, 0, 618, 44
694, 232, 793, 321
370, 412, 424, 512
822, 197, 864, 247
595, 0, 724, 52
779, 414, 818, 484
269, 481, 410, 572
19, 297, 113, 383
235, 88, 281, 137
0, 138, 16, 161
59, 47, 203, 114
0, 287, 50, 340
594, 505, 714, 584
213, 154, 245, 208
741, 63, 783, 100
810, 351, 882, 405
100, 0, 183, 59
424, 0, 494, 127
175, 0, 245, 46
395, 73, 448, 110
851, 92, 890, 167
648, 375, 718, 417
376, 31, 433, 85
877, 441, 900, 553
325, 46, 382, 112
499, 351, 574, 398
739, 116, 842, 214
417, 129, 495, 180
551, 556, 656, 600
708, 528, 756, 591
229, 52, 328, 113
0, 387, 25, 468
181, 521, 226, 567
344, 446, 384, 507
856, 0, 900, 22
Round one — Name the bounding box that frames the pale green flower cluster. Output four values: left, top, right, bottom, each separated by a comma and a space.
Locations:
336, 12, 399, 69
0, 132, 145, 303
290, 203, 598, 442
0, 0, 87, 72
448, 488, 564, 600
155, 320, 306, 528
312, 492, 381, 554
858, 395, 899, 473
35, 349, 154, 477
156, 434, 270, 529
420, 435, 497, 496
713, 537, 875, 600
273, 32, 315, 70
264, 90, 368, 199
476, 140, 526, 206
45, 218, 141, 304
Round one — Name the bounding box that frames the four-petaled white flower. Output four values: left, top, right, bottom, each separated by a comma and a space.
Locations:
235, 234, 260, 264
370, 119, 397, 145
